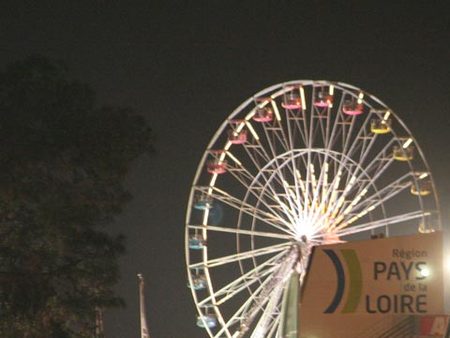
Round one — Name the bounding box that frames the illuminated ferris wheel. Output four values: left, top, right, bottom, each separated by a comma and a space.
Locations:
185, 80, 441, 337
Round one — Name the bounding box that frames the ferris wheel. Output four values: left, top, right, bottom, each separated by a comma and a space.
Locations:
185, 80, 441, 337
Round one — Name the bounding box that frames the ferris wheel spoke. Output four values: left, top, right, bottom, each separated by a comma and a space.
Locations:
350, 138, 396, 183
221, 148, 297, 214
310, 166, 368, 233
341, 104, 369, 157
306, 94, 315, 150
242, 145, 300, 211
224, 167, 295, 225
330, 178, 412, 231
314, 101, 333, 149
312, 178, 338, 221
325, 158, 394, 222
340, 93, 369, 154
293, 165, 314, 210
307, 158, 333, 219
283, 105, 307, 209
335, 159, 395, 218
283, 86, 312, 149
334, 210, 427, 237
324, 92, 347, 151
236, 131, 282, 178
343, 112, 377, 164
285, 109, 308, 151
210, 266, 276, 308
315, 86, 336, 148
205, 187, 296, 235
244, 114, 296, 174
342, 173, 412, 218
268, 310, 282, 338
188, 225, 293, 241
304, 154, 333, 219
317, 155, 348, 210
271, 174, 303, 223
307, 105, 321, 147
237, 250, 298, 338
363, 158, 395, 189
250, 280, 285, 338
261, 120, 290, 158
240, 142, 272, 172
250, 169, 301, 228
283, 158, 305, 220
349, 148, 393, 190
189, 242, 291, 270
352, 109, 394, 166
297, 110, 309, 149
322, 148, 396, 222
323, 92, 334, 146
237, 143, 303, 220
354, 128, 382, 167
213, 266, 282, 338
354, 135, 376, 168
282, 156, 315, 216
205, 150, 266, 200
303, 152, 314, 218
210, 186, 287, 226
346, 154, 392, 197
312, 171, 354, 223
339, 194, 400, 230
256, 143, 298, 216
242, 121, 311, 218
198, 251, 287, 307
270, 87, 305, 153
277, 112, 305, 217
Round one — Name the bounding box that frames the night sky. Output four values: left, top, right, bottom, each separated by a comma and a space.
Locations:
1, 1, 449, 337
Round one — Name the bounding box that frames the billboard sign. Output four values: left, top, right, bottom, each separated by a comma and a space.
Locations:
300, 232, 446, 337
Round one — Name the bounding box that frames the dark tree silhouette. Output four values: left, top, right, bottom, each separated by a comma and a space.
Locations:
0, 56, 153, 337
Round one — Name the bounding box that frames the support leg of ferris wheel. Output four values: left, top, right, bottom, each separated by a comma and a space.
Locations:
279, 238, 309, 338
279, 271, 300, 338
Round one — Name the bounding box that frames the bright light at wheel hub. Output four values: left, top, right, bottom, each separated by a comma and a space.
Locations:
294, 218, 315, 241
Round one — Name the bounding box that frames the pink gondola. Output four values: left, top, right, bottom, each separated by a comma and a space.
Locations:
342, 100, 364, 115
253, 107, 273, 122
281, 92, 302, 109
227, 129, 247, 144
313, 91, 333, 108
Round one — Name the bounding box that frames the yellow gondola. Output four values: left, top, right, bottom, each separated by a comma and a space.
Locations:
393, 145, 414, 161
410, 181, 432, 196
418, 223, 435, 234
371, 118, 391, 134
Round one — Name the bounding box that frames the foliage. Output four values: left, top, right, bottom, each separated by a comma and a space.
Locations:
0, 56, 153, 337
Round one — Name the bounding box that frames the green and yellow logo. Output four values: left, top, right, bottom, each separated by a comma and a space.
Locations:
323, 249, 363, 314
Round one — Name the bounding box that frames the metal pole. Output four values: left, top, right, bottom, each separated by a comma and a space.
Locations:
137, 274, 150, 338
